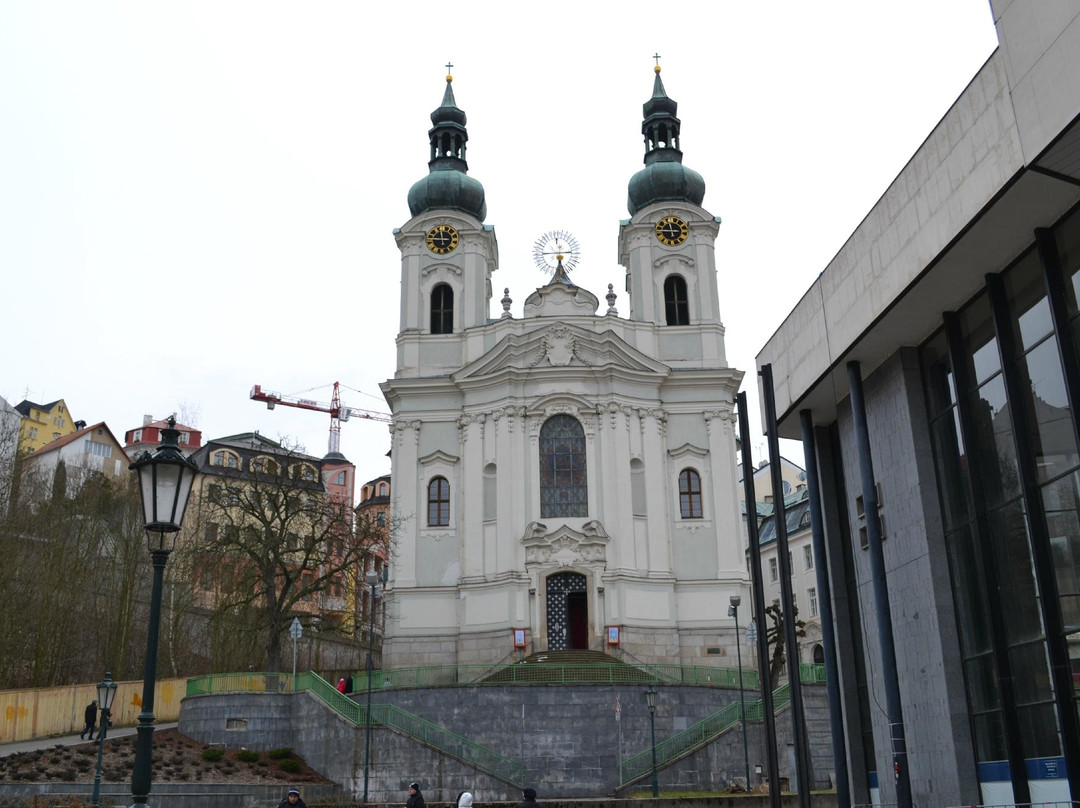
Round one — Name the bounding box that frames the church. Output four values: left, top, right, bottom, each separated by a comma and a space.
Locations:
380, 66, 748, 669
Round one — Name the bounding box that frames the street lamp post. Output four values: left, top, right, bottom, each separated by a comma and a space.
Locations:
129, 417, 197, 808
91, 671, 118, 808
644, 686, 659, 798
362, 568, 380, 803
729, 595, 751, 791
290, 617, 303, 691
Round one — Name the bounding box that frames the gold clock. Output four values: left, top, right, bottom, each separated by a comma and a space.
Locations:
655, 215, 689, 247
426, 224, 459, 254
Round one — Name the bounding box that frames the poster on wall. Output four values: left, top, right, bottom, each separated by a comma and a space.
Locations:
513, 629, 526, 648
606, 625, 620, 646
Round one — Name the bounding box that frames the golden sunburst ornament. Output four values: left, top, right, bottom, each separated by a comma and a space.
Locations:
532, 229, 581, 275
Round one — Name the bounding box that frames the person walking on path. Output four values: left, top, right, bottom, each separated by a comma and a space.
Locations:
79, 699, 98, 741
337, 678, 347, 694
277, 787, 308, 808
407, 782, 426, 808
517, 788, 542, 808
456, 791, 474, 808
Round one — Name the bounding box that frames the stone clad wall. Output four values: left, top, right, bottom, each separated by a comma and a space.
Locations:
180, 684, 833, 802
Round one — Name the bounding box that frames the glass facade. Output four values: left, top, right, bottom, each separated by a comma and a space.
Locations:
923, 203, 1080, 799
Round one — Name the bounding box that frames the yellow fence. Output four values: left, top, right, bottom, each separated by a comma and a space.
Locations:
0, 677, 187, 744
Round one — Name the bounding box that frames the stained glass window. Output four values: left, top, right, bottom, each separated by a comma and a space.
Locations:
427, 476, 450, 526
540, 415, 588, 518
679, 468, 703, 518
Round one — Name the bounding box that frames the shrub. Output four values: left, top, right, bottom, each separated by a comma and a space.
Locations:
201, 747, 225, 762
267, 748, 294, 760
277, 759, 302, 773
236, 750, 260, 763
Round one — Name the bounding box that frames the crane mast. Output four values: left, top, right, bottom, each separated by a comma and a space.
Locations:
250, 381, 391, 456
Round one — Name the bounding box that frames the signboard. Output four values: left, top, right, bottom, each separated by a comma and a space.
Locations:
513, 628, 526, 648
606, 625, 620, 646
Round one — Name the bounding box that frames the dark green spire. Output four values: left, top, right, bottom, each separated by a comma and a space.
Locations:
627, 64, 705, 215
408, 69, 487, 221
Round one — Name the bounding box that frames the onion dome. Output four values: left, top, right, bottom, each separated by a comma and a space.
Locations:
627, 65, 705, 215
407, 71, 487, 221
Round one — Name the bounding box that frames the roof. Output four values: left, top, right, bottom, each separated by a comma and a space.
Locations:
754, 488, 812, 548
131, 418, 198, 433
361, 474, 391, 488
14, 399, 62, 417
26, 422, 125, 457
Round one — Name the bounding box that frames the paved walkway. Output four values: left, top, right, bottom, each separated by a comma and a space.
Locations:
0, 722, 178, 757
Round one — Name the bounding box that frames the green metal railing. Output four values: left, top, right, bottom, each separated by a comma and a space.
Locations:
186, 671, 526, 786
799, 662, 827, 683
350, 662, 759, 691
619, 683, 792, 786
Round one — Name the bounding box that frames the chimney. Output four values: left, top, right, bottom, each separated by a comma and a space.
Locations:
74, 420, 87, 430
143, 414, 153, 426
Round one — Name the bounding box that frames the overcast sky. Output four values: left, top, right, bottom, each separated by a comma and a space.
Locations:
0, 2, 999, 489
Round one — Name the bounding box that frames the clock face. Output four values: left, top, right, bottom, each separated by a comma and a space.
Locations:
426, 224, 459, 255
655, 215, 689, 247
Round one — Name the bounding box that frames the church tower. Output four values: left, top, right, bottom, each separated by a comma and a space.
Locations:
382, 67, 747, 671
618, 64, 727, 367
395, 70, 498, 368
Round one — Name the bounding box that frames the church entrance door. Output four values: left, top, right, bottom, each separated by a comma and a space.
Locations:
546, 572, 588, 651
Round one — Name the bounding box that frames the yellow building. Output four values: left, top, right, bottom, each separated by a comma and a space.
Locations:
13, 398, 78, 455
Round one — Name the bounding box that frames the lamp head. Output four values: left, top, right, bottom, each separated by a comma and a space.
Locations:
96, 670, 118, 712
365, 569, 379, 586
130, 416, 198, 543
729, 593, 741, 608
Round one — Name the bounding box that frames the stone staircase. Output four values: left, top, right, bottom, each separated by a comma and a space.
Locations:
480, 648, 656, 684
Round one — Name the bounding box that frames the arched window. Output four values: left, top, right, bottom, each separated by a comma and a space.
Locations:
427, 476, 450, 526
539, 415, 588, 518
664, 275, 689, 326
679, 468, 703, 518
431, 283, 454, 334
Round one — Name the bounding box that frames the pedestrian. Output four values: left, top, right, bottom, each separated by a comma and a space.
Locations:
456, 791, 474, 808
517, 788, 542, 808
80, 699, 98, 741
277, 787, 308, 808
407, 781, 426, 808
337, 677, 347, 694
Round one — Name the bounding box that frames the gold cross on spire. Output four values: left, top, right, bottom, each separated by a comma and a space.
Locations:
653, 52, 662, 73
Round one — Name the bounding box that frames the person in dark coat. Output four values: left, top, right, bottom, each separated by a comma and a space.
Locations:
517, 788, 542, 808
277, 787, 307, 808
80, 699, 98, 741
407, 782, 426, 808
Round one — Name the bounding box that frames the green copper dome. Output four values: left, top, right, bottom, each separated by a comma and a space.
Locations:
408, 74, 487, 221
627, 68, 705, 215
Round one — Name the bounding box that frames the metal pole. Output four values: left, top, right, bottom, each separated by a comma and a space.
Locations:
91, 705, 111, 808
292, 635, 297, 691
130, 548, 169, 807
736, 391, 780, 808
800, 410, 851, 808
648, 704, 659, 798
734, 605, 750, 790
761, 363, 813, 804
362, 580, 376, 803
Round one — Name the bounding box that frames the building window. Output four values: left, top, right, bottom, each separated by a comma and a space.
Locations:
376, 512, 386, 527
378, 482, 388, 496
769, 557, 778, 582
28, 427, 37, 440
132, 429, 142, 443
431, 283, 454, 334
663, 275, 689, 326
212, 450, 239, 468
808, 587, 819, 617
427, 476, 450, 526
252, 456, 280, 476
294, 464, 318, 482
177, 431, 190, 445
539, 414, 588, 518
334, 470, 346, 485
205, 523, 218, 542
86, 441, 111, 458
804, 545, 814, 570
678, 468, 703, 518
208, 484, 222, 503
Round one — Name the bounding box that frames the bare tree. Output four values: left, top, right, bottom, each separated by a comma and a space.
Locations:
191, 442, 381, 671
765, 599, 806, 683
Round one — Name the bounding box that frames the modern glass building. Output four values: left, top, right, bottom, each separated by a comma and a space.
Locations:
757, 3, 1080, 805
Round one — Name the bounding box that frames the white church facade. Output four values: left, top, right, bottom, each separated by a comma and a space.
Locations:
381, 67, 749, 668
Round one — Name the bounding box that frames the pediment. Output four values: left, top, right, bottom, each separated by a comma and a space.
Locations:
668, 443, 709, 460
454, 323, 670, 382
419, 449, 460, 466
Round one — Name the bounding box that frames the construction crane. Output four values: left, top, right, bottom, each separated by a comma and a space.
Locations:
250, 382, 391, 456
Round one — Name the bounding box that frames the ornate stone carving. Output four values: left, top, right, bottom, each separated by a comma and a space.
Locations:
703, 408, 737, 436
521, 521, 610, 568
528, 324, 592, 368
422, 264, 464, 277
